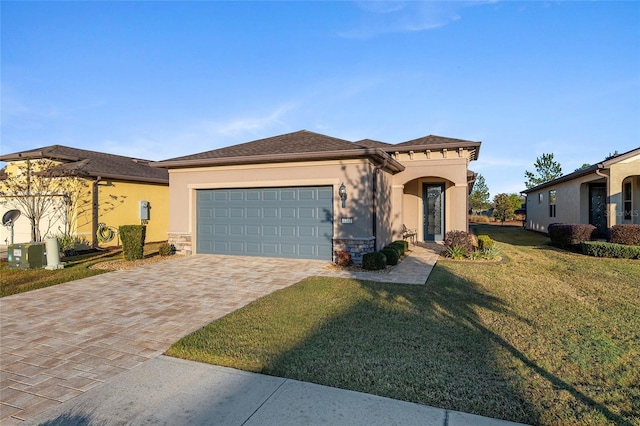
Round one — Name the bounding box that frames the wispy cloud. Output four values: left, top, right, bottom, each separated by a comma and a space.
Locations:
340, 1, 496, 39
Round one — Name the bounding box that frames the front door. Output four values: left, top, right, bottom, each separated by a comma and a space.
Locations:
589, 184, 607, 236
423, 183, 445, 241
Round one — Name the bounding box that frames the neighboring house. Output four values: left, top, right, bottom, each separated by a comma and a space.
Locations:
152, 130, 480, 263
0, 145, 169, 246
523, 148, 640, 235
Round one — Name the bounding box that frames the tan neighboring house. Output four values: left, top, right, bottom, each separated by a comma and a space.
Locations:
152, 130, 480, 262
0, 145, 169, 246
523, 147, 640, 235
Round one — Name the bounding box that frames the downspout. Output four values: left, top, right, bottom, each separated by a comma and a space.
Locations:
595, 165, 609, 228
92, 176, 102, 248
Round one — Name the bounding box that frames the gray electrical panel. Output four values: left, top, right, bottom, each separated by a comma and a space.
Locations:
139, 200, 150, 220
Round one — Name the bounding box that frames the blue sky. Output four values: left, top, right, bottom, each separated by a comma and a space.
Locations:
2, 1, 639, 197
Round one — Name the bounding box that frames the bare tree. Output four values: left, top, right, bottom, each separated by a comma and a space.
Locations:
0, 159, 88, 242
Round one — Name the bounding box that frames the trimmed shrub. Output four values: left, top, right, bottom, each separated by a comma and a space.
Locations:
581, 241, 640, 259
362, 251, 387, 270
159, 242, 175, 257
444, 230, 475, 256
119, 225, 146, 261
336, 249, 352, 267
477, 235, 495, 250
548, 223, 597, 249
393, 240, 409, 253
380, 248, 400, 265
609, 224, 640, 246
388, 241, 405, 256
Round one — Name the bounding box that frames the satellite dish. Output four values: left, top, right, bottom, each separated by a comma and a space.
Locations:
3, 209, 21, 226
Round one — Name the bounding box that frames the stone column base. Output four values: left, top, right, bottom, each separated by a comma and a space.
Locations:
168, 233, 192, 255
333, 237, 376, 265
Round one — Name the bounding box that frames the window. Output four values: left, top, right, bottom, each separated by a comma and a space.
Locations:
538, 193, 543, 204
624, 182, 632, 220
549, 190, 557, 218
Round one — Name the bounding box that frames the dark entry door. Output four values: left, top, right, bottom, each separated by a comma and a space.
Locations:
423, 183, 445, 241
589, 184, 607, 236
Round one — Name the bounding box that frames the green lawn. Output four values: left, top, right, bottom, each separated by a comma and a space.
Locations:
1, 242, 166, 297
168, 226, 640, 426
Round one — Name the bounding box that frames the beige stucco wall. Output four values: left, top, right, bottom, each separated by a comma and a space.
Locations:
526, 153, 640, 232
390, 152, 472, 241
608, 156, 640, 225
525, 173, 606, 233
167, 159, 387, 254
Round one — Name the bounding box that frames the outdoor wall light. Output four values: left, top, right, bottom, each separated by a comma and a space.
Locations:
339, 182, 347, 208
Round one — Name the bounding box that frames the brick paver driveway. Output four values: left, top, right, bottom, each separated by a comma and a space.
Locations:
0, 255, 332, 423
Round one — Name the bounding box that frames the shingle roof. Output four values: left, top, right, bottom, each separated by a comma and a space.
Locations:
153, 130, 481, 170
165, 130, 358, 162
394, 135, 479, 148
0, 145, 168, 184
354, 139, 393, 149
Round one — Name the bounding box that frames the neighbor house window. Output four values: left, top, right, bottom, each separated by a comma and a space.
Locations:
538, 193, 543, 204
549, 190, 557, 218
624, 182, 632, 220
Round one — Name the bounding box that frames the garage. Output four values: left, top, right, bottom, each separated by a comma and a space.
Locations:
196, 186, 333, 260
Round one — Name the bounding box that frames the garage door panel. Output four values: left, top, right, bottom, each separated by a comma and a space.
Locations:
197, 187, 333, 260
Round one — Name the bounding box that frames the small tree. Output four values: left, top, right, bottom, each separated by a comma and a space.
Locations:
469, 174, 490, 214
493, 193, 523, 225
524, 153, 562, 189
574, 163, 591, 172
0, 159, 92, 242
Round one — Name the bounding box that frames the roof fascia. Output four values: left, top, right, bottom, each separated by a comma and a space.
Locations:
386, 141, 481, 160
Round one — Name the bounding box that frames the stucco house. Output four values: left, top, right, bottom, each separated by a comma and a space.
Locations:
0, 145, 169, 246
523, 147, 640, 236
152, 130, 480, 263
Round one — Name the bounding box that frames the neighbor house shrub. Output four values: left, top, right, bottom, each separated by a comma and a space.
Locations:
444, 230, 475, 256
159, 242, 175, 257
380, 248, 400, 265
336, 250, 352, 267
548, 223, 597, 249
609, 224, 640, 246
119, 225, 146, 261
477, 235, 495, 250
362, 251, 387, 270
581, 241, 640, 259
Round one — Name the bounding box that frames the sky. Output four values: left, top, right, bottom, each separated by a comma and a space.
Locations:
2, 1, 639, 197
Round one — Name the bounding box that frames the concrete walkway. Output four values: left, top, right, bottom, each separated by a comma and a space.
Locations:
1, 245, 523, 425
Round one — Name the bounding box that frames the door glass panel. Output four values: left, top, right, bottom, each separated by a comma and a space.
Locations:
424, 184, 444, 241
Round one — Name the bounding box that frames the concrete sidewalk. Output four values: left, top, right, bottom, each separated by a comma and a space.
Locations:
21, 356, 526, 426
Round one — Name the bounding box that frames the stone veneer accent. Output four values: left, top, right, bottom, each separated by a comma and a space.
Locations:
168, 232, 192, 255
333, 237, 376, 265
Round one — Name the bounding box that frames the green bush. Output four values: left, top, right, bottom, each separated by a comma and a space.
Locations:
609, 224, 640, 246
581, 241, 640, 259
387, 242, 405, 256
362, 251, 387, 270
119, 225, 146, 260
478, 235, 495, 250
380, 248, 399, 265
159, 242, 175, 257
393, 240, 409, 253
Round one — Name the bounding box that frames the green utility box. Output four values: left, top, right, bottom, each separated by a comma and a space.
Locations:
7, 243, 47, 269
